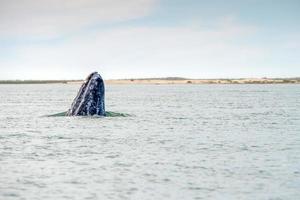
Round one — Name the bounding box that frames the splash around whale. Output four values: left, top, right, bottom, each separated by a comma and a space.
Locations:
48, 72, 129, 117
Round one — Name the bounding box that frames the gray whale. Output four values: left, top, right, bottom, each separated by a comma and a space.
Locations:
47, 72, 128, 117
67, 72, 105, 116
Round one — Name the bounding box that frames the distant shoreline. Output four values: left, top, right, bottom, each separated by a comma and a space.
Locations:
0, 78, 299, 84
106, 78, 300, 84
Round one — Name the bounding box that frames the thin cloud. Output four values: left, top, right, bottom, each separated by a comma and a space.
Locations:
1, 21, 267, 79
0, 0, 157, 39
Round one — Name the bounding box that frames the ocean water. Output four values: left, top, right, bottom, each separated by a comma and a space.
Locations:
0, 84, 299, 200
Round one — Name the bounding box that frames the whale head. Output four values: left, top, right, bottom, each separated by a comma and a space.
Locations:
67, 72, 105, 116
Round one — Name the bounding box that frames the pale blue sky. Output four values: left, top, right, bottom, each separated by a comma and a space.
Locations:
0, 0, 299, 79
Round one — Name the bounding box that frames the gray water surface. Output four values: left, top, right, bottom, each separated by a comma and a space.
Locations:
0, 84, 300, 200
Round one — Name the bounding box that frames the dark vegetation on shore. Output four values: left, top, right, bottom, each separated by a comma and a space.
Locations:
0, 80, 82, 84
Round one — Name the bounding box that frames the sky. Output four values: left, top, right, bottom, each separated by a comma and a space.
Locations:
0, 0, 299, 80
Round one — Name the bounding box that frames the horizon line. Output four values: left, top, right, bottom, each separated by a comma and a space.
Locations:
0, 76, 300, 81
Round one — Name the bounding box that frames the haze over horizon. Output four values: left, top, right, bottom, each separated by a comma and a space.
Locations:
0, 0, 299, 80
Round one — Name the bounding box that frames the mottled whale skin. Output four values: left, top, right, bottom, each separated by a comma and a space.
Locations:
67, 72, 105, 116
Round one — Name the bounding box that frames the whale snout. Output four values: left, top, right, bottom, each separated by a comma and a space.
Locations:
67, 72, 105, 116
